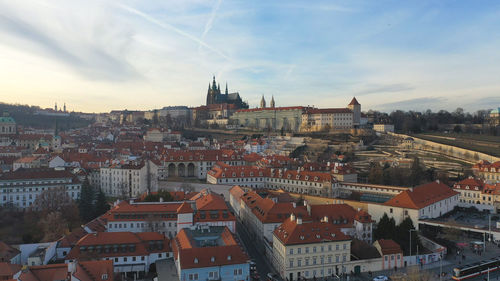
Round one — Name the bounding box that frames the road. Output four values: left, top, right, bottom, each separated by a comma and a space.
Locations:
236, 220, 274, 281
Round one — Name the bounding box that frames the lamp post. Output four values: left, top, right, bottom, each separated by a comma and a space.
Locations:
409, 229, 418, 266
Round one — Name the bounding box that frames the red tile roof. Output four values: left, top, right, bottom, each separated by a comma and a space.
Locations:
177, 202, 194, 214
453, 178, 484, 191
172, 227, 249, 269
66, 232, 170, 260
274, 218, 350, 245
384, 181, 458, 209
375, 239, 402, 255
348, 97, 360, 106
240, 191, 308, 223
0, 262, 21, 279
0, 241, 20, 262
0, 168, 76, 181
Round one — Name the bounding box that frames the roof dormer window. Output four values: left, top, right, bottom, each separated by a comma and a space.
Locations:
296, 175, 300, 180
194, 258, 198, 264
465, 186, 469, 189
227, 255, 232, 260
211, 256, 215, 262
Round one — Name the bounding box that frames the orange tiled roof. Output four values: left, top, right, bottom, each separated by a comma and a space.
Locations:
375, 239, 402, 255
274, 218, 350, 245
384, 181, 458, 209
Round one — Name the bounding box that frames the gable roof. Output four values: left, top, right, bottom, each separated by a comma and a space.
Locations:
348, 97, 360, 106
374, 239, 402, 255
273, 218, 350, 245
384, 181, 458, 209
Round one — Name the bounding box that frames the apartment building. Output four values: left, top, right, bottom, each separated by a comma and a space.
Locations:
473, 160, 500, 183
172, 226, 250, 281
65, 232, 170, 276
272, 214, 351, 281
0, 168, 81, 208
100, 160, 158, 198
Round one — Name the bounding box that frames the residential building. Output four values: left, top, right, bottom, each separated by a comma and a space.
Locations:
15, 260, 113, 281
473, 160, 500, 183
65, 232, 170, 276
367, 181, 459, 227
373, 239, 403, 270
208, 164, 337, 197
100, 160, 158, 198
239, 191, 309, 246
301, 108, 353, 132
0, 168, 81, 208
373, 124, 395, 133
272, 214, 351, 281
172, 226, 250, 281
104, 190, 236, 237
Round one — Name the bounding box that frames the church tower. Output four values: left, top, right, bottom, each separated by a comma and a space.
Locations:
54, 102, 58, 111
206, 76, 221, 105
348, 97, 361, 126
270, 96, 275, 108
260, 95, 266, 108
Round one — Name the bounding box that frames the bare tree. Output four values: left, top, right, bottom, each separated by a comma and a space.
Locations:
142, 214, 163, 233
39, 211, 67, 242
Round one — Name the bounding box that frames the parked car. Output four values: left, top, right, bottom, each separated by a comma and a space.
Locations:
373, 275, 389, 281
250, 261, 257, 271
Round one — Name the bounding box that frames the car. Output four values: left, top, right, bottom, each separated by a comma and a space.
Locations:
373, 275, 389, 281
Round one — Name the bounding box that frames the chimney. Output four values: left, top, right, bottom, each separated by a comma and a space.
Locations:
307, 204, 311, 216
297, 216, 302, 225
290, 213, 296, 222
323, 216, 328, 223
303, 200, 308, 207
292, 202, 296, 208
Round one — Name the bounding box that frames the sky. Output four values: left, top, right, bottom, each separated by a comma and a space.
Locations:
0, 0, 499, 113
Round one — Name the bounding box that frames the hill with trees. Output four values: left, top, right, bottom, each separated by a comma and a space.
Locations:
0, 102, 92, 130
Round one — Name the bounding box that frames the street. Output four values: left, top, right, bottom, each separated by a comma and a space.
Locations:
236, 220, 274, 281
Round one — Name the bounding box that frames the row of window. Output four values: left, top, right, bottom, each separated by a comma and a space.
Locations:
289, 244, 348, 255
187, 268, 244, 281
289, 254, 348, 268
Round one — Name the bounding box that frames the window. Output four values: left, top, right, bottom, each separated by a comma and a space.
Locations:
297, 259, 302, 266
102, 274, 108, 280
290, 259, 294, 268
289, 248, 294, 255
297, 248, 302, 254
305, 247, 309, 253
313, 246, 317, 253
390, 208, 393, 214
336, 244, 339, 250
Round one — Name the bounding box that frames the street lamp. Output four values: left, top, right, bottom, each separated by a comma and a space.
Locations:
409, 229, 418, 266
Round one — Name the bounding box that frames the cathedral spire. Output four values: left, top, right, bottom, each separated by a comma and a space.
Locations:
217, 83, 220, 92
260, 95, 266, 108
212, 75, 217, 90
270, 95, 275, 108
225, 82, 228, 95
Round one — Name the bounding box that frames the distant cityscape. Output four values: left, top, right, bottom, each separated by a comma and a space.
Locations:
0, 75, 499, 281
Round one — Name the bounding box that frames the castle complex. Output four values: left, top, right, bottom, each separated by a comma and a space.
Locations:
206, 76, 248, 109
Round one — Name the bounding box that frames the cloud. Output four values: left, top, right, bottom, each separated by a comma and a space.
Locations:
116, 3, 230, 61
373, 97, 447, 112
353, 83, 414, 96
0, 4, 139, 81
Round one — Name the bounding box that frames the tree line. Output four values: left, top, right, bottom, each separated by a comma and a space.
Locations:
368, 108, 498, 135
